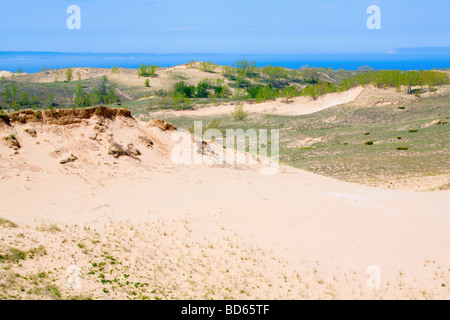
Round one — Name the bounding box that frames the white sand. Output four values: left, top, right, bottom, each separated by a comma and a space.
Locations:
0, 111, 449, 299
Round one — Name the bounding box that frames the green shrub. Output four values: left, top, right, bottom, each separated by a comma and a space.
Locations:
186, 60, 197, 69
174, 82, 196, 98
262, 65, 289, 84
235, 59, 256, 78
19, 92, 30, 106
340, 70, 449, 93
282, 86, 299, 103
214, 83, 231, 98
31, 95, 41, 109
73, 76, 119, 108
231, 103, 248, 121
138, 64, 158, 78
222, 65, 235, 79
301, 82, 337, 100
396, 146, 409, 150
111, 66, 120, 74
196, 80, 210, 98
66, 68, 73, 82
199, 62, 217, 73
365, 140, 376, 145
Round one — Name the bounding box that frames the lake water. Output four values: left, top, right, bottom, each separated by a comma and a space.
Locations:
1, 52, 449, 73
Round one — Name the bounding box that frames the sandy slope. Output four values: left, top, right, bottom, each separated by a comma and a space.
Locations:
0, 109, 449, 299
0, 71, 13, 78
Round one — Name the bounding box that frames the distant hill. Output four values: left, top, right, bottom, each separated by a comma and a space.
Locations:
386, 47, 450, 56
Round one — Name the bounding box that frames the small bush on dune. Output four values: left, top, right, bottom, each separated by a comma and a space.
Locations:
222, 65, 236, 79
301, 82, 337, 100
138, 64, 158, 78
282, 86, 299, 103
111, 66, 120, 74
199, 62, 217, 73
0, 218, 18, 228
235, 59, 256, 78
231, 103, 248, 121
66, 68, 73, 82
186, 60, 198, 69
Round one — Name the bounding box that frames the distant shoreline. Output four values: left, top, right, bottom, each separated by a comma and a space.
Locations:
1, 51, 449, 73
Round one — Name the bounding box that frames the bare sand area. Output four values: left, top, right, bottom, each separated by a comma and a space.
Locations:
0, 109, 448, 299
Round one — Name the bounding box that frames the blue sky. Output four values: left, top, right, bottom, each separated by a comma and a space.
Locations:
0, 0, 449, 54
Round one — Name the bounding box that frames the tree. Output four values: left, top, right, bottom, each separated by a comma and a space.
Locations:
174, 81, 196, 98
138, 64, 158, 78
262, 65, 289, 85
235, 59, 256, 77
282, 86, 298, 103
196, 81, 210, 98
148, 65, 157, 78
31, 95, 41, 109
66, 68, 73, 82
47, 93, 57, 108
403, 71, 420, 94
92, 76, 119, 105
138, 64, 148, 77
19, 92, 30, 106
303, 68, 320, 84
4, 86, 11, 103
74, 84, 91, 108
11, 85, 17, 101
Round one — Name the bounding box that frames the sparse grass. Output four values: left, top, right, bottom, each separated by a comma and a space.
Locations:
0, 218, 18, 228
231, 103, 248, 121
37, 224, 61, 233
437, 182, 450, 191
161, 88, 450, 189
0, 248, 26, 263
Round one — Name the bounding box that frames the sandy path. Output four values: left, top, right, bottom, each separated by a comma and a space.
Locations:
150, 86, 364, 118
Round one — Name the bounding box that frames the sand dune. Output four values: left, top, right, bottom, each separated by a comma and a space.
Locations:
0, 108, 449, 299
